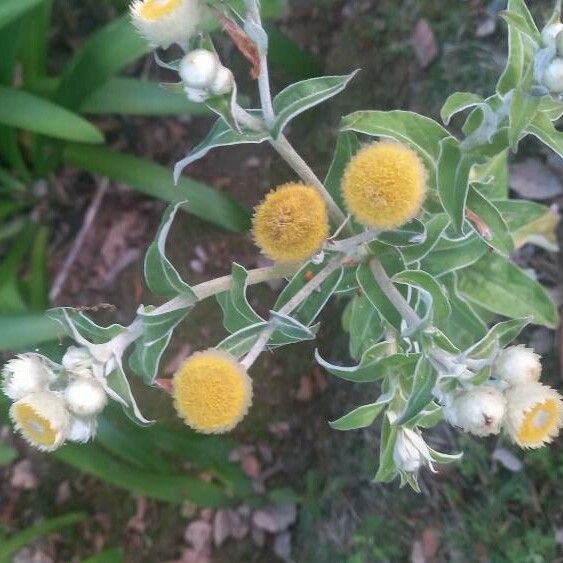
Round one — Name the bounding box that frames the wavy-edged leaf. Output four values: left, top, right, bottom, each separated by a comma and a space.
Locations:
270, 311, 317, 343
173, 113, 268, 181
508, 87, 540, 151
500, 10, 542, 44
527, 112, 563, 158
343, 293, 385, 359
378, 219, 426, 247
457, 252, 558, 328
440, 92, 484, 125
272, 71, 359, 138
107, 364, 153, 426
401, 213, 450, 264
466, 186, 513, 255
464, 318, 531, 360
374, 415, 398, 483
129, 306, 189, 384
62, 144, 251, 233
47, 307, 125, 344
216, 322, 268, 359
330, 391, 394, 431
421, 233, 488, 276
145, 203, 198, 299
0, 86, 103, 143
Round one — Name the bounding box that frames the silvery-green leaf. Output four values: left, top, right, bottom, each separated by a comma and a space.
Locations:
47, 307, 125, 344
216, 322, 268, 359
508, 87, 540, 151
269, 311, 317, 343
343, 293, 385, 359
329, 390, 395, 431
457, 252, 558, 328
334, 266, 359, 295
472, 150, 509, 199
106, 364, 153, 426
216, 263, 264, 334
271, 71, 359, 138
440, 92, 484, 125
466, 186, 514, 255
538, 97, 563, 120
129, 305, 189, 384
401, 213, 450, 264
464, 317, 531, 360
378, 219, 426, 247
374, 415, 398, 483
394, 357, 437, 426
144, 203, 198, 299
428, 447, 463, 465
533, 46, 556, 84
437, 138, 474, 233
500, 10, 542, 45
173, 113, 268, 181
527, 112, 563, 157
460, 104, 500, 151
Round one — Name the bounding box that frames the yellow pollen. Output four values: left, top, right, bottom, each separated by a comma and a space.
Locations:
516, 398, 561, 448
252, 183, 329, 263
172, 350, 252, 434
139, 0, 181, 21
12, 403, 57, 448
342, 141, 428, 229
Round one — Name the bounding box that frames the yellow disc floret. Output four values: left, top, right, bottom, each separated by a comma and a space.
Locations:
172, 349, 252, 434
504, 382, 563, 449
342, 141, 428, 229
138, 0, 182, 20
10, 391, 70, 451
252, 183, 329, 263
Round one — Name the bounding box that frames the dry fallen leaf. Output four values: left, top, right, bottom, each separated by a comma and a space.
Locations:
412, 19, 438, 68
184, 520, 213, 553
510, 159, 563, 200
252, 504, 297, 534
492, 448, 523, 472
10, 459, 39, 490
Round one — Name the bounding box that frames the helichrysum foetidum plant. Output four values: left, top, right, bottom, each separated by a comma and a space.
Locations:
2, 0, 563, 492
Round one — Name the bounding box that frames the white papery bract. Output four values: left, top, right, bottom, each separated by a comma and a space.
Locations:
393, 428, 435, 473
130, 0, 201, 49
67, 416, 98, 443
179, 49, 220, 89
542, 22, 563, 48
444, 386, 506, 437
65, 377, 108, 417
210, 66, 235, 96
62, 346, 94, 378
1, 354, 53, 401
493, 345, 541, 387
543, 58, 563, 93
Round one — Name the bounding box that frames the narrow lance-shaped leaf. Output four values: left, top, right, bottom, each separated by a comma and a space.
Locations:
47, 307, 125, 344
508, 87, 540, 151
374, 415, 399, 483
440, 92, 484, 125
145, 203, 198, 299
216, 322, 268, 359
330, 388, 395, 431
527, 112, 563, 158
464, 317, 531, 360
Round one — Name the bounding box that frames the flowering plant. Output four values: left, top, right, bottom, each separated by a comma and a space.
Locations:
3, 0, 563, 492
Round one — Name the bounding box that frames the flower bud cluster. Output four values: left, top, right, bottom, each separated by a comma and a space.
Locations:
540, 23, 563, 94
393, 427, 435, 474
2, 348, 108, 451
179, 49, 235, 103
443, 346, 563, 449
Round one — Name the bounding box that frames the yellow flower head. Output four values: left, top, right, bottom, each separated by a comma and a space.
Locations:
172, 349, 252, 434
252, 183, 329, 263
130, 0, 201, 48
504, 382, 563, 449
342, 141, 428, 229
10, 391, 70, 452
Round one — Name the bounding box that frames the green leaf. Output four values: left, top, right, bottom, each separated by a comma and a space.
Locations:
464, 318, 531, 359
0, 86, 104, 143
437, 138, 473, 233
316, 342, 419, 383
0, 444, 17, 466
62, 144, 251, 233
508, 87, 540, 151
527, 112, 563, 158
272, 72, 359, 138
377, 219, 426, 247
374, 416, 398, 483
457, 252, 558, 328
270, 311, 317, 343
0, 314, 64, 350
421, 233, 488, 276
472, 150, 509, 199
394, 357, 437, 426
47, 307, 125, 344
393, 270, 451, 326
81, 77, 211, 116
329, 398, 391, 431
401, 213, 450, 264
216, 322, 268, 359
497, 2, 528, 95
440, 92, 484, 125
82, 548, 124, 563
129, 306, 189, 384
324, 131, 361, 211
466, 186, 513, 255
174, 114, 268, 182
106, 365, 153, 426
0, 0, 43, 28
144, 203, 198, 299
341, 110, 452, 187
500, 10, 542, 44
54, 445, 230, 507
343, 294, 384, 359
217, 264, 264, 333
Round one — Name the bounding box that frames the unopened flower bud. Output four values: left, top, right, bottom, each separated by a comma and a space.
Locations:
2, 354, 53, 401
67, 416, 98, 443
179, 49, 219, 89
210, 66, 235, 96
393, 428, 433, 473
184, 86, 209, 103
62, 346, 93, 377
493, 345, 541, 387
542, 23, 563, 48
557, 30, 563, 56
65, 378, 107, 417
543, 58, 563, 93
444, 386, 506, 437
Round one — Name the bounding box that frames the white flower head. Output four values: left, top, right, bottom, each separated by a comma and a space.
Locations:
444, 386, 506, 437
130, 0, 201, 49
209, 66, 235, 96
2, 354, 54, 401
541, 22, 563, 48
67, 416, 98, 443
65, 377, 107, 417
393, 428, 435, 474
493, 345, 541, 387
10, 391, 70, 452
179, 49, 220, 89
504, 381, 563, 449
62, 346, 94, 378
543, 58, 563, 94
